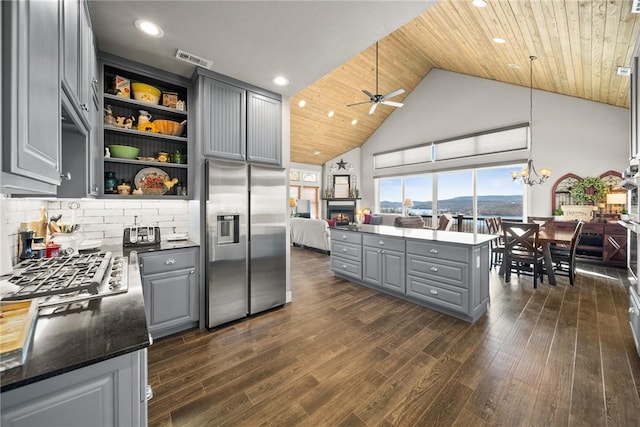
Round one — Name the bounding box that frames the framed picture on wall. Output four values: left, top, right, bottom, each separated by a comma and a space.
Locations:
333, 175, 350, 198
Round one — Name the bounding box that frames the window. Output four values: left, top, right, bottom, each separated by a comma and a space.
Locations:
302, 173, 318, 183
289, 167, 321, 219
379, 177, 402, 213
376, 164, 524, 232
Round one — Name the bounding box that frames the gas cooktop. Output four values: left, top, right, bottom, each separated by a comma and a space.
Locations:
2, 252, 128, 308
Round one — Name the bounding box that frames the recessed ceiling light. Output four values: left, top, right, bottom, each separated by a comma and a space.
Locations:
272, 76, 289, 86
313, 151, 321, 156
493, 37, 506, 44
472, 0, 488, 7
327, 111, 335, 118
134, 19, 164, 38
298, 100, 306, 108
508, 63, 520, 69
351, 119, 358, 125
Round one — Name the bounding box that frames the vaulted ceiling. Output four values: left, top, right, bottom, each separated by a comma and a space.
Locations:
290, 0, 640, 166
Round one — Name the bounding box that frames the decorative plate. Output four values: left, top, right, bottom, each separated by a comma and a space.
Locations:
135, 167, 169, 195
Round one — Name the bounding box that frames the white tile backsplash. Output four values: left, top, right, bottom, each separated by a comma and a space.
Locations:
1, 198, 192, 268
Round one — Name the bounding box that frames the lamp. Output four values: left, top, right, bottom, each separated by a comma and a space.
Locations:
606, 192, 627, 214
402, 198, 413, 216
289, 197, 297, 217
511, 55, 551, 186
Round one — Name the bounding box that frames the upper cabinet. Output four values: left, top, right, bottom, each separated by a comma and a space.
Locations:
1, 0, 62, 195
61, 0, 96, 126
195, 69, 282, 166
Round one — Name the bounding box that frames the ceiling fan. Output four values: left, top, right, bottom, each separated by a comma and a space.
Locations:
347, 41, 405, 115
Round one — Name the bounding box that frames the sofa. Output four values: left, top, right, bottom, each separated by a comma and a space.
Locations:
290, 217, 331, 253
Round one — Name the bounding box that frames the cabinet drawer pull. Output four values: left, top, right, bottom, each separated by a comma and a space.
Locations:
80, 103, 89, 111
165, 258, 176, 265
378, 240, 385, 245
429, 248, 439, 254
342, 248, 348, 252
429, 289, 438, 295
342, 264, 348, 269
190, 270, 195, 274
430, 266, 438, 272
342, 235, 347, 239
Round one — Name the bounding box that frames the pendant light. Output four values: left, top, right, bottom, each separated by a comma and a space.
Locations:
512, 55, 551, 185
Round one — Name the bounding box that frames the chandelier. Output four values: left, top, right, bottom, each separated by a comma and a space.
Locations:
512, 55, 551, 185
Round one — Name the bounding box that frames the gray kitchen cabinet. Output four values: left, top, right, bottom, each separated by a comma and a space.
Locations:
630, 287, 640, 358
1, 0, 61, 194
196, 69, 282, 165
1, 349, 148, 427
200, 76, 247, 161
139, 247, 199, 339
330, 230, 363, 280
247, 92, 282, 165
362, 235, 406, 293
61, 0, 94, 126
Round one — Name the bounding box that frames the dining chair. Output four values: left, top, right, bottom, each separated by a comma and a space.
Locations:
527, 216, 555, 230
502, 221, 546, 288
484, 217, 504, 269
550, 221, 584, 285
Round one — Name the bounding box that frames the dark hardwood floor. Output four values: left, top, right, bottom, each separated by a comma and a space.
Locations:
148, 247, 640, 426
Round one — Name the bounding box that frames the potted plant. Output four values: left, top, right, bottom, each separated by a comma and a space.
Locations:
553, 207, 564, 221
621, 208, 629, 221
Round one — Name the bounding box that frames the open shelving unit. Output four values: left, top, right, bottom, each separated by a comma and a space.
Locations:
100, 61, 191, 199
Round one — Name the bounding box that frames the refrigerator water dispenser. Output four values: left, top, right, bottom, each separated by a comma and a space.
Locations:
217, 215, 239, 245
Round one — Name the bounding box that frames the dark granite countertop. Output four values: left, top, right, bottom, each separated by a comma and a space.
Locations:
1, 249, 150, 392
333, 224, 496, 246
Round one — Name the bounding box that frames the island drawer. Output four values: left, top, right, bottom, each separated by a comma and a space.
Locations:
139, 248, 197, 275
407, 254, 468, 288
332, 257, 362, 280
332, 241, 361, 261
331, 230, 362, 245
362, 235, 405, 252
407, 275, 468, 313
407, 241, 469, 263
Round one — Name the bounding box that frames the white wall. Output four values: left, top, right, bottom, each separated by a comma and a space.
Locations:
358, 69, 629, 216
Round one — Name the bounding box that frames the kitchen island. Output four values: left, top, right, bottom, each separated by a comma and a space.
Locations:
1, 250, 151, 426
330, 225, 496, 323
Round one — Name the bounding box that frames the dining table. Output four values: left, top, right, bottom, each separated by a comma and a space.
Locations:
499, 226, 576, 285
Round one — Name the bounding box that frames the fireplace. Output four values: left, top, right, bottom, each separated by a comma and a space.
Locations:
327, 200, 356, 225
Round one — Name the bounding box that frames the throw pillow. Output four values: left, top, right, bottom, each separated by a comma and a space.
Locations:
326, 219, 337, 228
370, 215, 382, 225
364, 214, 372, 224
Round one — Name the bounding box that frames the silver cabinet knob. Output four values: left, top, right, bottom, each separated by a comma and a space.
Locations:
430, 248, 439, 254
429, 289, 438, 295
80, 103, 89, 111
342, 264, 347, 269
342, 248, 347, 252
342, 235, 347, 239
378, 240, 385, 245
430, 266, 438, 272
165, 258, 176, 265
60, 171, 71, 180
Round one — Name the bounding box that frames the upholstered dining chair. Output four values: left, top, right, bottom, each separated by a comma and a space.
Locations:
429, 213, 453, 231
550, 221, 584, 285
502, 221, 546, 288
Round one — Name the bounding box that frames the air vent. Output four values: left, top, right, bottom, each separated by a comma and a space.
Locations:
175, 49, 213, 69
633, 0, 640, 13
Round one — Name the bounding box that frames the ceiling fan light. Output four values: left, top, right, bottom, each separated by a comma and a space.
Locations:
327, 111, 335, 118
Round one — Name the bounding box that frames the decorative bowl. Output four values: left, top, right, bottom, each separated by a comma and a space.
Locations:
108, 144, 140, 159
153, 119, 185, 136
131, 82, 161, 105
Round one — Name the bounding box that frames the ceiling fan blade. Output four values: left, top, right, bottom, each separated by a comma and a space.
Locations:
347, 101, 372, 107
381, 100, 404, 108
369, 102, 378, 115
382, 88, 405, 99
362, 89, 375, 100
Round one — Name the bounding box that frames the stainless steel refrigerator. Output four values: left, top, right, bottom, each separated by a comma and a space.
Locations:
204, 159, 287, 328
